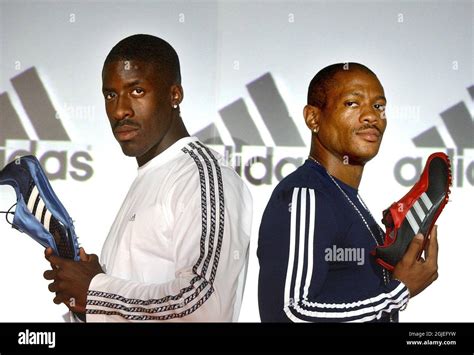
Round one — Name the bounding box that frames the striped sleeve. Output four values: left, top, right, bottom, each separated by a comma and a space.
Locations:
258, 187, 410, 323
85, 142, 227, 321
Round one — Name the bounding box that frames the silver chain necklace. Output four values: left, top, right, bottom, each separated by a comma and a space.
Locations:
308, 156, 389, 286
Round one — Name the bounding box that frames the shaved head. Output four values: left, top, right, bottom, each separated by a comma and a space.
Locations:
104, 34, 181, 89
307, 63, 377, 109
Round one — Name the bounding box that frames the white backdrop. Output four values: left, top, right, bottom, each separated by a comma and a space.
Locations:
0, 0, 472, 322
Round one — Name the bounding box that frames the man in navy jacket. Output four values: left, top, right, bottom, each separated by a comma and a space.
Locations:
258, 63, 439, 322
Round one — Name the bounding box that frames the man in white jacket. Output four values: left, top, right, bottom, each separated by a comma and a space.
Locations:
43, 34, 252, 322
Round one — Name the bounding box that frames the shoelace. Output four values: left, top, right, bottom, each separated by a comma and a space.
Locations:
0, 203, 16, 226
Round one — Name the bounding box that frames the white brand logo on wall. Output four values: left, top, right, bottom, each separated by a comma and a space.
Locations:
0, 67, 93, 181
194, 73, 306, 186
394, 85, 474, 187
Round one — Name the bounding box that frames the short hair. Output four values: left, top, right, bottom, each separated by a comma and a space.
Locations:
307, 63, 376, 109
104, 34, 181, 87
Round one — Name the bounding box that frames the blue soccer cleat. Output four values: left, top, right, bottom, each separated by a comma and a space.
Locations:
0, 155, 80, 260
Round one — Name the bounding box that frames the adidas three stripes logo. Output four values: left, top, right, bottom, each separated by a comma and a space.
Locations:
404, 192, 433, 234
26, 186, 53, 232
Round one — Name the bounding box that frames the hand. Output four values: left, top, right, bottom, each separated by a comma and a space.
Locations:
43, 247, 104, 314
392, 225, 439, 298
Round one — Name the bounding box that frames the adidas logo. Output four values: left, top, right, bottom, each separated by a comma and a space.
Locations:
24, 185, 55, 236
394, 84, 474, 187
194, 72, 307, 185
0, 67, 93, 181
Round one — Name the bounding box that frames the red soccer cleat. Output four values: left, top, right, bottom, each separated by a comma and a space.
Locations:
373, 152, 452, 271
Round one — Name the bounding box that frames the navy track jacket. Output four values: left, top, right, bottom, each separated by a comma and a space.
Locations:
258, 159, 410, 322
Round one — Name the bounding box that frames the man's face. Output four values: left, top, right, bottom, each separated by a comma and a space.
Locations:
102, 60, 173, 160
317, 69, 387, 164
